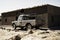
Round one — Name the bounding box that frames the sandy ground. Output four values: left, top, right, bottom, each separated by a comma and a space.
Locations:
0, 25, 60, 40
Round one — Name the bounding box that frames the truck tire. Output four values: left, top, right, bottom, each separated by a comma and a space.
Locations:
26, 24, 32, 30
12, 24, 17, 30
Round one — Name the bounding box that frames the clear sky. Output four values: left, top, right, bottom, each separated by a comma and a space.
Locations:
0, 0, 60, 15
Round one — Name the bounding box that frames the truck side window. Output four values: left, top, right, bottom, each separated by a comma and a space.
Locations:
23, 16, 28, 20
29, 17, 35, 19
23, 16, 35, 20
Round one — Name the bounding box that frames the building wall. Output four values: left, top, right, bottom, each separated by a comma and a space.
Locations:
2, 16, 16, 25
1, 5, 48, 25
2, 4, 60, 29
36, 13, 48, 27
0, 16, 1, 25
48, 5, 60, 29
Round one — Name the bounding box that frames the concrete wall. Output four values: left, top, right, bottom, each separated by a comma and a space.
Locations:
48, 5, 60, 29
35, 13, 48, 27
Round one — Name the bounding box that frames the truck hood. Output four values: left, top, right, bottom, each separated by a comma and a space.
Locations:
12, 21, 17, 23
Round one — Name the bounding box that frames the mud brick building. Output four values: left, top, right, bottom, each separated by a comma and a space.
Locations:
1, 4, 60, 29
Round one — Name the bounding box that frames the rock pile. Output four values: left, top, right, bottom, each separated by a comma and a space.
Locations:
21, 30, 60, 40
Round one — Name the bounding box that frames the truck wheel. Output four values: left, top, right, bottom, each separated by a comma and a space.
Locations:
26, 24, 32, 30
12, 24, 16, 30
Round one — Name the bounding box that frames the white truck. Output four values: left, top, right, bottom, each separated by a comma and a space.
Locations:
12, 14, 44, 29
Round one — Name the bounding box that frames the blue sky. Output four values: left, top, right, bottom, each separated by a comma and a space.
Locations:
0, 0, 60, 15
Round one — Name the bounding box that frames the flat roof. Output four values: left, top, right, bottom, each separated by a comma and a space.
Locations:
2, 4, 60, 14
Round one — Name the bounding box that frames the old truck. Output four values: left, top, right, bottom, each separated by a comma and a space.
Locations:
12, 14, 45, 29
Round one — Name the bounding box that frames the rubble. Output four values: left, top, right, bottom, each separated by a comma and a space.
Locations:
0, 25, 60, 40
0, 29, 20, 40
21, 30, 60, 40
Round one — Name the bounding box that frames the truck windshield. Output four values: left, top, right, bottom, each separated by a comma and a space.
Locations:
23, 16, 35, 20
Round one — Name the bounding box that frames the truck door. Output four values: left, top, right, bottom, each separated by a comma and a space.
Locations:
22, 16, 36, 26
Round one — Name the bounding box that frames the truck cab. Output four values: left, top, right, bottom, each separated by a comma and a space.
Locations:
12, 14, 36, 29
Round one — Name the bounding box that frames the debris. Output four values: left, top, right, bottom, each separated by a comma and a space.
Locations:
28, 30, 33, 34
42, 36, 47, 39
15, 35, 21, 40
